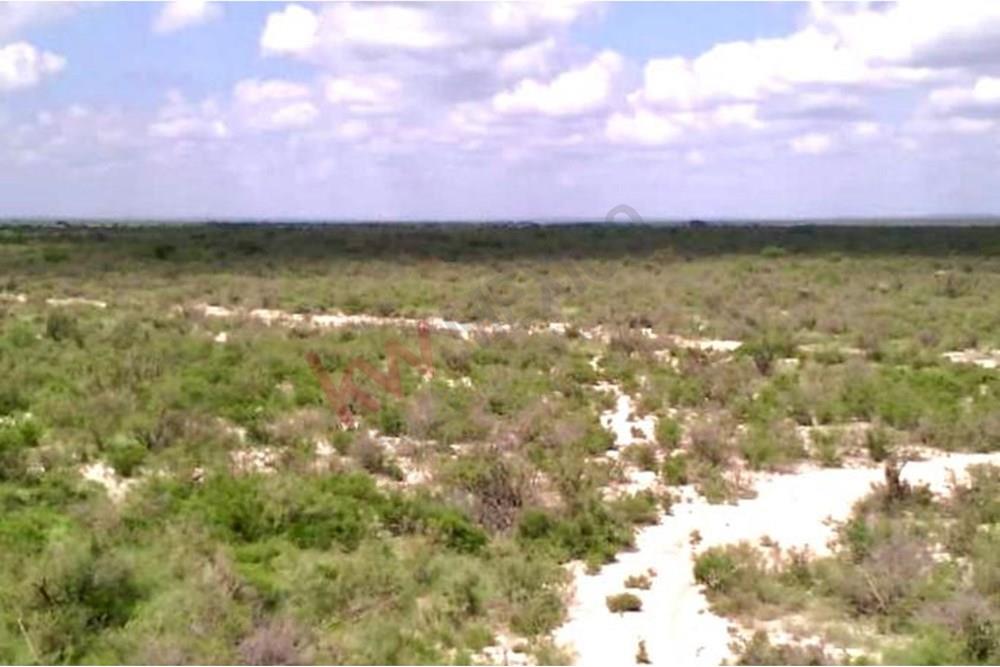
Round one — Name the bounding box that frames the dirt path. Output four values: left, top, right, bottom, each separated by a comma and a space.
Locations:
553, 451, 1000, 666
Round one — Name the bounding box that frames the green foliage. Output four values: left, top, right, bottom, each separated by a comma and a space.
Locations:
812, 429, 844, 467
864, 425, 894, 462
0, 415, 42, 481
516, 500, 633, 567
661, 454, 689, 486
731, 631, 833, 666
655, 415, 682, 450
740, 329, 797, 375
739, 420, 806, 471
376, 399, 406, 436
622, 443, 658, 471
7, 224, 1000, 663
105, 436, 147, 477
693, 543, 803, 616
45, 312, 83, 346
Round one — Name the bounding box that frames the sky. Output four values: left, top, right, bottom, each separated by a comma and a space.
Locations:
2, 1, 1000, 221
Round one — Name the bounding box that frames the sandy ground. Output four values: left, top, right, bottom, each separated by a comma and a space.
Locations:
553, 450, 1000, 666
0, 292, 27, 304
80, 461, 136, 502
45, 297, 108, 309
942, 348, 1000, 370
594, 382, 660, 497
230, 447, 281, 475
189, 303, 748, 352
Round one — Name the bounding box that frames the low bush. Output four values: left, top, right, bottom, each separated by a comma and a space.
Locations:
606, 592, 642, 613
739, 420, 806, 471
661, 453, 689, 486
730, 630, 834, 666
0, 415, 42, 481
105, 436, 148, 477
45, 312, 83, 345
624, 574, 652, 590
516, 500, 633, 567
622, 443, 658, 472
693, 543, 802, 616
655, 416, 681, 450
864, 425, 894, 462
811, 429, 843, 467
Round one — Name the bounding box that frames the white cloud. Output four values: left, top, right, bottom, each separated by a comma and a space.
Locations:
232, 78, 318, 132
0, 41, 65, 93
261, 102, 318, 130
605, 109, 682, 146
498, 37, 556, 78
336, 119, 370, 141
488, 2, 588, 39
605, 102, 763, 147
0, 3, 77, 41
631, 26, 937, 114
260, 4, 319, 55
324, 3, 450, 51
712, 103, 763, 129
324, 75, 400, 113
685, 149, 706, 166
153, 0, 222, 34
790, 132, 833, 155
149, 91, 228, 140
234, 78, 311, 105
928, 77, 1000, 115
264, 3, 449, 56
853, 121, 881, 138
149, 116, 228, 140
811, 2, 1000, 69
493, 50, 622, 116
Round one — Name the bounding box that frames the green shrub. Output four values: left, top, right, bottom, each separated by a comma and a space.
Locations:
656, 416, 681, 450
622, 443, 658, 471
376, 400, 406, 436
0, 386, 28, 416
661, 454, 689, 486
739, 421, 805, 471
516, 500, 633, 566
812, 429, 843, 467
760, 245, 787, 258
0, 415, 42, 481
152, 243, 176, 260
45, 312, 83, 345
883, 626, 966, 665
731, 630, 833, 665
106, 436, 148, 477
864, 425, 894, 462
442, 448, 529, 532
610, 491, 660, 526
693, 543, 801, 616
694, 546, 742, 593
740, 329, 797, 375
42, 247, 69, 263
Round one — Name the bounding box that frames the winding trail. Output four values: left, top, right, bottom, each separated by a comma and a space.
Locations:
553, 451, 1000, 666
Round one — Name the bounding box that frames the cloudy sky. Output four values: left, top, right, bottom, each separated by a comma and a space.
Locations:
2, 1, 1000, 220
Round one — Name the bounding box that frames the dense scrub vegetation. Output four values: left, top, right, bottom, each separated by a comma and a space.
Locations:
2, 223, 1000, 663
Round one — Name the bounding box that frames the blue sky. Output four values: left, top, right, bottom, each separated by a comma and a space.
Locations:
2, 2, 1000, 220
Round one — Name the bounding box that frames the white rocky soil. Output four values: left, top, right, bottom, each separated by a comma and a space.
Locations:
554, 433, 1000, 666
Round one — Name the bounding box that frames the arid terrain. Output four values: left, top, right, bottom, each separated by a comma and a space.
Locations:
1, 223, 999, 665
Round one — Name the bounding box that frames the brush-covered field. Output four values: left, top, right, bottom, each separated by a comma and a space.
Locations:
1, 223, 999, 665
